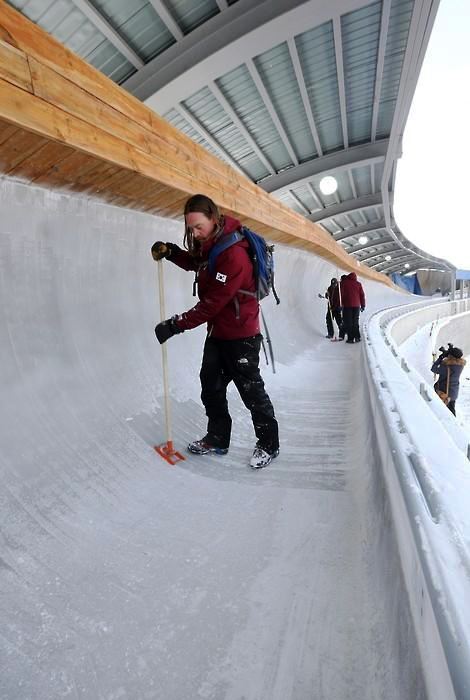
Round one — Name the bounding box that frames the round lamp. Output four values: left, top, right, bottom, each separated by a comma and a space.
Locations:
319, 176, 338, 196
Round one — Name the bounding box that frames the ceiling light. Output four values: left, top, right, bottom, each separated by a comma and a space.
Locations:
319, 176, 338, 196
404, 263, 410, 269
385, 255, 392, 261
358, 235, 369, 245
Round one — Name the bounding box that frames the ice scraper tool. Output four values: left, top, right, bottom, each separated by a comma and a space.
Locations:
154, 259, 185, 465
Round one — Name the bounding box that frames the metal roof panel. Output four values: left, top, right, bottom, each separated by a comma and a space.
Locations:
275, 191, 307, 217
351, 164, 373, 196
163, 107, 220, 157
93, 0, 175, 60
341, 2, 381, 144
254, 42, 317, 162
376, 0, 414, 138
216, 64, 292, 171
288, 183, 319, 214
183, 86, 270, 180
167, 0, 219, 34
295, 22, 343, 153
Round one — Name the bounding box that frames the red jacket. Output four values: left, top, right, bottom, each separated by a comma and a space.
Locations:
340, 272, 365, 308
170, 216, 260, 340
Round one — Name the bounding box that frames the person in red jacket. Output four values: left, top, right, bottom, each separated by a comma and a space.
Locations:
151, 194, 279, 469
340, 272, 365, 343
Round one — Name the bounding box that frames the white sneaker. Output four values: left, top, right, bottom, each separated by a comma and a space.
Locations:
250, 446, 279, 469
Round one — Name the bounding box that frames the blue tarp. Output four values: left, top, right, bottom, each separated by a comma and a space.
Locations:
390, 272, 422, 294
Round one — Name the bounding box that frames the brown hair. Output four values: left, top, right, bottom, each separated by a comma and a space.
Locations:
183, 194, 222, 255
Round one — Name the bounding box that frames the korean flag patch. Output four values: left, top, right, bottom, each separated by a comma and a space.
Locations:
216, 272, 227, 283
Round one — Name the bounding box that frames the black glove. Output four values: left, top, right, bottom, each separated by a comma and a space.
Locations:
155, 316, 184, 344
151, 241, 178, 261
360, 306, 365, 312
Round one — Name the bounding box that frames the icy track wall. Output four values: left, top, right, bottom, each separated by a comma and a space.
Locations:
1, 177, 434, 699
367, 301, 470, 700
390, 301, 470, 453
389, 299, 470, 348
432, 312, 470, 359
0, 176, 411, 441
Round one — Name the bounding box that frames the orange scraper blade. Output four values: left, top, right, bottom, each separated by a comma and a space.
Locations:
154, 440, 186, 465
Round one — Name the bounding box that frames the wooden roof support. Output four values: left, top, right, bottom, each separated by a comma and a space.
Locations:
0, 0, 392, 284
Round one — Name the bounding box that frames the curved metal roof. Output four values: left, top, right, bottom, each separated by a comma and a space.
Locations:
6, 0, 452, 276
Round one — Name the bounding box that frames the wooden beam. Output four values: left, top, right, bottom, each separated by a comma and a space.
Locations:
7, 140, 74, 181
0, 128, 47, 172
0, 38, 33, 92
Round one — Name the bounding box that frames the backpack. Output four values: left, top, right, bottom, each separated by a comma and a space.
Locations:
207, 226, 280, 304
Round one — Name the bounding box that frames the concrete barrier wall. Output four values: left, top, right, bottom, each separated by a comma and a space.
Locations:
361, 348, 456, 700
389, 300, 470, 348
434, 315, 470, 358
390, 301, 456, 346
366, 303, 470, 700
385, 299, 470, 454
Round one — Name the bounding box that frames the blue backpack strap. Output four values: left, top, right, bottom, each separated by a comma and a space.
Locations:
207, 231, 244, 275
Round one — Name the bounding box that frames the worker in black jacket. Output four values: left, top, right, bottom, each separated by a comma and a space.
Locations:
319, 278, 343, 340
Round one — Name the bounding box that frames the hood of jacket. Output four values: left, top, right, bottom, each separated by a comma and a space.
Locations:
347, 272, 357, 281
443, 356, 466, 367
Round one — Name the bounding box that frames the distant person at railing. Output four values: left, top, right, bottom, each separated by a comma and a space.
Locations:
340, 272, 365, 344
431, 343, 466, 416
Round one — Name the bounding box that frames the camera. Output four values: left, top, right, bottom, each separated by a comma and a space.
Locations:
438, 342, 453, 357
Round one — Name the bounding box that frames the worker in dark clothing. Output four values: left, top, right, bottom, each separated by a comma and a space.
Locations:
431, 344, 466, 416
319, 278, 343, 339
340, 272, 365, 343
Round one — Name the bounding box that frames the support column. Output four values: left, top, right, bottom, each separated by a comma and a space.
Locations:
451, 275, 456, 301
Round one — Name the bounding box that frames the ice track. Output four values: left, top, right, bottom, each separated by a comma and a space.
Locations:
0, 179, 426, 700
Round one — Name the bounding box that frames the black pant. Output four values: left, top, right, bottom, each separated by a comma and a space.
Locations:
326, 308, 343, 338
342, 307, 360, 342
200, 335, 279, 452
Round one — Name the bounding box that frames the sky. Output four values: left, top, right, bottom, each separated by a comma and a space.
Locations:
394, 0, 470, 269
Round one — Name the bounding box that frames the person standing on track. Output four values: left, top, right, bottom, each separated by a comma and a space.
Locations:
319, 278, 343, 340
150, 194, 279, 469
340, 272, 365, 343
431, 344, 466, 416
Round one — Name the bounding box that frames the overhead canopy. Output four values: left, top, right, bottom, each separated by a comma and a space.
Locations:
3, 0, 454, 276
0, 0, 397, 285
